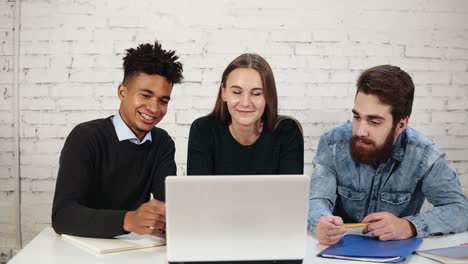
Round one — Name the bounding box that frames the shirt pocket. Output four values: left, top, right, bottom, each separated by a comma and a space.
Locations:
337, 185, 366, 201
380, 191, 411, 205
336, 185, 366, 221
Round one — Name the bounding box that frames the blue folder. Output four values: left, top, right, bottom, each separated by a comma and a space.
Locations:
318, 234, 423, 263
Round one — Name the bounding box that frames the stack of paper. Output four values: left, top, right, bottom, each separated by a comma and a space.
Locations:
62, 233, 165, 254
318, 234, 423, 263
417, 244, 468, 264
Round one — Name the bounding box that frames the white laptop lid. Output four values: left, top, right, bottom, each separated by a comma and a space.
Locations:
165, 175, 310, 262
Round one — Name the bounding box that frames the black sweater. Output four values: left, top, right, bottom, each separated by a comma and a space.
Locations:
187, 116, 304, 175
52, 117, 176, 238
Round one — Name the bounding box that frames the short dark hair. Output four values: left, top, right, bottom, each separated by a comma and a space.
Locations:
356, 65, 414, 123
208, 53, 278, 130
122, 41, 183, 85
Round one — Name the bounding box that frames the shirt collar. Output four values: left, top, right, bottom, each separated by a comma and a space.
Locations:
391, 129, 406, 161
112, 111, 152, 145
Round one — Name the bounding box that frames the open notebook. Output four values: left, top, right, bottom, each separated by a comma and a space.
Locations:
61, 233, 165, 254
416, 244, 468, 264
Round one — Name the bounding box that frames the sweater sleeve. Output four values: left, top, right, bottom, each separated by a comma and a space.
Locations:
51, 125, 127, 238
275, 118, 304, 174
187, 117, 214, 175
151, 132, 177, 202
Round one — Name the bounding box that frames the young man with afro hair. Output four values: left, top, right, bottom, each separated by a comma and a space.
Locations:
52, 41, 183, 238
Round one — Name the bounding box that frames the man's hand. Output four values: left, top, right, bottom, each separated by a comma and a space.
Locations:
316, 215, 346, 246
123, 199, 166, 235
362, 212, 416, 240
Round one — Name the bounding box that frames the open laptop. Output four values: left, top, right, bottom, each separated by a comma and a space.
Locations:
165, 175, 310, 263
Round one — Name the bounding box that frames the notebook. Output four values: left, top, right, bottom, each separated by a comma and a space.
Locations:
416, 244, 468, 264
165, 174, 310, 262
61, 232, 165, 254
318, 234, 423, 263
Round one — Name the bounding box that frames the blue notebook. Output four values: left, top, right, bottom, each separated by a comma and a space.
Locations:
318, 234, 423, 263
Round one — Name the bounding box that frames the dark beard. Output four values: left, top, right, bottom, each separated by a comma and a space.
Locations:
350, 129, 396, 166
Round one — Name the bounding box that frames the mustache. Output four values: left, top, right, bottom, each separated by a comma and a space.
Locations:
352, 136, 375, 145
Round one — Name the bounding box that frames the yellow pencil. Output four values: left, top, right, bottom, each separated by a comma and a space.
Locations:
339, 223, 368, 229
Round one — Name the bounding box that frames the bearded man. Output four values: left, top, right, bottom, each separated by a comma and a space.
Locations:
308, 65, 468, 245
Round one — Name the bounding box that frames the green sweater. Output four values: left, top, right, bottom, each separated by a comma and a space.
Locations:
52, 117, 176, 238
187, 116, 304, 175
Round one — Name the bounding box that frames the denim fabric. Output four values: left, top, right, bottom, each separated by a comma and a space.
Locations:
308, 122, 468, 238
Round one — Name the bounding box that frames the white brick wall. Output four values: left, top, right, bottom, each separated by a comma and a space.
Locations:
1, 0, 467, 252
0, 0, 16, 252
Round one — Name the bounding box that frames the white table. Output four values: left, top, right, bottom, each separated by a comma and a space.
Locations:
9, 227, 467, 264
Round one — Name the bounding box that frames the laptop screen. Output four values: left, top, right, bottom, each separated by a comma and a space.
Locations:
165, 175, 310, 262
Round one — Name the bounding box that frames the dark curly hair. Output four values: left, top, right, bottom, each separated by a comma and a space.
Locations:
122, 41, 183, 85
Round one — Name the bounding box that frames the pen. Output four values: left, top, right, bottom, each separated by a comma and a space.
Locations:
339, 223, 369, 229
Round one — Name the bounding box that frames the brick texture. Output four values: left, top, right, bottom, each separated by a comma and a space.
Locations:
1, 0, 468, 251
0, 0, 16, 251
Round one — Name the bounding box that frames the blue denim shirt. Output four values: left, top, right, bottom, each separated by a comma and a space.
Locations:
308, 122, 468, 238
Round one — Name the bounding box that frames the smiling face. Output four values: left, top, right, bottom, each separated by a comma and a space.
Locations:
118, 72, 173, 140
221, 68, 266, 130
350, 92, 408, 165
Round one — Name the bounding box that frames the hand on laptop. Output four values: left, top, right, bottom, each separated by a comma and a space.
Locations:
316, 215, 346, 246
362, 212, 416, 240
123, 199, 166, 235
